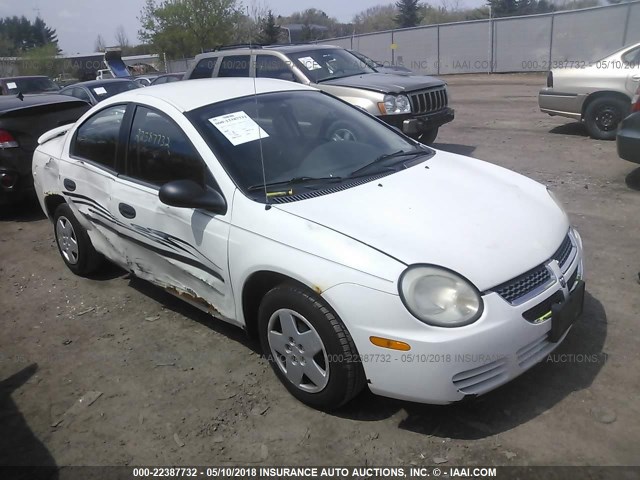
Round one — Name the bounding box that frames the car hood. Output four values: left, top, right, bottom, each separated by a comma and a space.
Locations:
274, 150, 569, 291
320, 73, 444, 94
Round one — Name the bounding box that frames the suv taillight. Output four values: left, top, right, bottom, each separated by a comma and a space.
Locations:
547, 71, 553, 88
0, 130, 18, 149
632, 84, 640, 113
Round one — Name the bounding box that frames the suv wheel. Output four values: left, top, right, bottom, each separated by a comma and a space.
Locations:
326, 120, 360, 142
414, 127, 439, 145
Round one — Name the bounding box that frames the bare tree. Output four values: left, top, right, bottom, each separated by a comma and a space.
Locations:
94, 34, 106, 52
115, 25, 130, 48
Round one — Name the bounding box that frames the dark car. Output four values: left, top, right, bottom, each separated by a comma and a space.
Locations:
58, 78, 140, 105
616, 84, 640, 164
150, 73, 184, 85
0, 95, 91, 206
0, 76, 60, 95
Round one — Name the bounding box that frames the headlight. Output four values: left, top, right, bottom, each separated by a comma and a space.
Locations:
382, 94, 411, 114
398, 265, 483, 327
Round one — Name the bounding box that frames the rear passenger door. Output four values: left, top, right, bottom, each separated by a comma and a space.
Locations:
109, 104, 235, 320
60, 104, 129, 266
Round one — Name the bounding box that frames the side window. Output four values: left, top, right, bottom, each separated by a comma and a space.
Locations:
71, 105, 126, 170
190, 58, 217, 79
154, 76, 167, 85
127, 106, 205, 188
218, 55, 250, 77
622, 47, 640, 66
256, 55, 296, 82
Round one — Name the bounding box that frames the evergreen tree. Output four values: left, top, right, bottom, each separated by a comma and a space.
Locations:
258, 10, 280, 45
0, 15, 60, 56
395, 0, 423, 28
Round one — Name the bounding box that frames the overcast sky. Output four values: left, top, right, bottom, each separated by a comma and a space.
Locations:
0, 0, 485, 55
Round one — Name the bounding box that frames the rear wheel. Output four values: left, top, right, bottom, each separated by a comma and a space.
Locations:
258, 283, 365, 410
53, 203, 102, 276
584, 96, 629, 140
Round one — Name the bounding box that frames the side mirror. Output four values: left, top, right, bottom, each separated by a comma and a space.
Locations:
159, 180, 227, 215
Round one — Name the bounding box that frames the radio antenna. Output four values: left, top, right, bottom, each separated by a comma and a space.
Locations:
250, 34, 270, 210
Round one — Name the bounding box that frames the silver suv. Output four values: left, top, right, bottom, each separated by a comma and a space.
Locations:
184, 44, 454, 144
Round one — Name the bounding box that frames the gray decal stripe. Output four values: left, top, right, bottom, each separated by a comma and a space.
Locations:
86, 214, 225, 283
63, 191, 112, 217
86, 208, 182, 253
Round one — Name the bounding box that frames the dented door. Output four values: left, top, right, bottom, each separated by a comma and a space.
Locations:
108, 106, 235, 321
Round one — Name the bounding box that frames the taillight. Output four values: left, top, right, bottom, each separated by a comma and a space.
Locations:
0, 129, 18, 149
632, 84, 640, 113
547, 71, 553, 88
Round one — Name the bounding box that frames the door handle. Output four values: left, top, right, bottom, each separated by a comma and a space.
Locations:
63, 178, 76, 191
633, 74, 640, 81
118, 203, 136, 219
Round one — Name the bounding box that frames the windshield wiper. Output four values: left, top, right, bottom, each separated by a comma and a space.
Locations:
350, 149, 431, 177
317, 73, 362, 83
247, 176, 343, 192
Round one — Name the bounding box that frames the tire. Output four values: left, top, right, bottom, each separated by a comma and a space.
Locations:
53, 203, 102, 276
325, 120, 360, 142
584, 96, 630, 140
412, 127, 439, 145
258, 283, 366, 410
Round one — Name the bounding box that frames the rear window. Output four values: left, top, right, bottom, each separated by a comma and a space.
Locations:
90, 81, 139, 100
4, 77, 59, 94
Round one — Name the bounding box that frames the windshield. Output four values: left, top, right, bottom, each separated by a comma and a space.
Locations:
90, 81, 140, 100
5, 77, 59, 94
349, 50, 380, 69
287, 48, 376, 83
187, 91, 428, 200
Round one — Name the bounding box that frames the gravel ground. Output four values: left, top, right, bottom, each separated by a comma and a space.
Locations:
1, 73, 639, 471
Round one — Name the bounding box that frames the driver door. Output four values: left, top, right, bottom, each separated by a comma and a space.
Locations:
109, 105, 235, 320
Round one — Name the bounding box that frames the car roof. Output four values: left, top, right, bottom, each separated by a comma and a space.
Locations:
195, 44, 340, 59
66, 78, 137, 88
0, 76, 50, 81
0, 94, 87, 113
104, 78, 316, 113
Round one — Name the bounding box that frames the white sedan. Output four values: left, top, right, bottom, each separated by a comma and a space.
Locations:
32, 78, 585, 410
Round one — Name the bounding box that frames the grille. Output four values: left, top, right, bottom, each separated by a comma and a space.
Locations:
567, 268, 578, 291
491, 233, 575, 304
409, 87, 448, 115
552, 234, 573, 268
493, 264, 552, 304
452, 357, 508, 395
523, 291, 563, 323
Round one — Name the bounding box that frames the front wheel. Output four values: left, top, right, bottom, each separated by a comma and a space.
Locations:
258, 283, 365, 410
584, 96, 629, 140
411, 127, 439, 145
53, 203, 102, 276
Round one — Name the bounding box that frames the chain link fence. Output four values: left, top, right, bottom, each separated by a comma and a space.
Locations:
323, 1, 640, 75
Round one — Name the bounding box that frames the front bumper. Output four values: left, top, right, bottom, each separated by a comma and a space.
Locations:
380, 107, 455, 135
322, 229, 585, 405
617, 112, 640, 164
